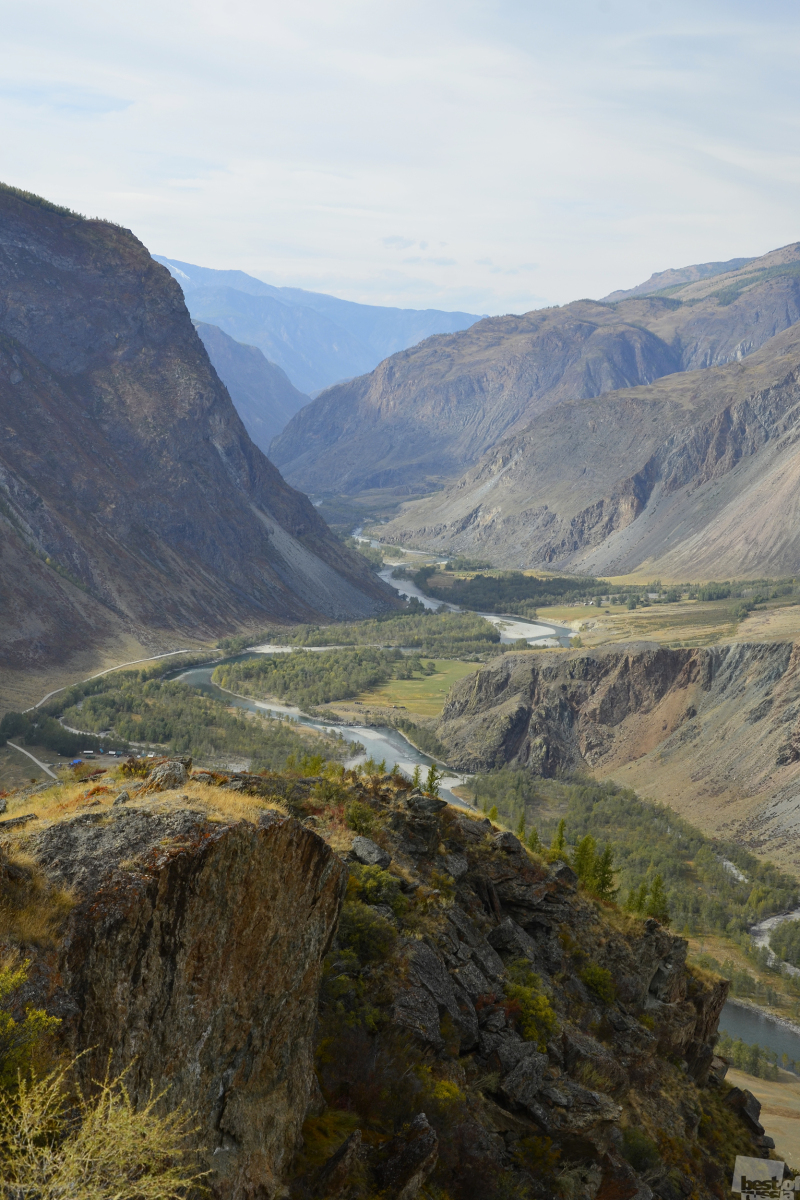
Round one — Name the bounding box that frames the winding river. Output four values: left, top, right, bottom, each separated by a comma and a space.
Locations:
171, 658, 474, 809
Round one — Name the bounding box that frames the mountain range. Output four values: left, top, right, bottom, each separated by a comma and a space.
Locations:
0, 183, 394, 695
270, 242, 800, 578
156, 256, 482, 395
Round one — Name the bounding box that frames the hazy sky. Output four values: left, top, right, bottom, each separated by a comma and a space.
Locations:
3, 1, 799, 313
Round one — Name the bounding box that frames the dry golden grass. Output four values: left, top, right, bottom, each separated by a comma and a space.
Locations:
0, 848, 75, 948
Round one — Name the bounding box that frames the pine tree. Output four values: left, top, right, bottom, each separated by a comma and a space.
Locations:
550, 819, 567, 862
645, 874, 670, 925
572, 834, 597, 885
412, 764, 421, 789
592, 844, 617, 901
527, 827, 541, 853
425, 764, 442, 797
516, 810, 526, 838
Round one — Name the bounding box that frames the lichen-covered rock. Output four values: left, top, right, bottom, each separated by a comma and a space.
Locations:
34, 807, 346, 1199
351, 835, 390, 868
142, 758, 188, 792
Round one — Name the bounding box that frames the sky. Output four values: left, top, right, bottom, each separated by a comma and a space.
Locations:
2, 0, 800, 314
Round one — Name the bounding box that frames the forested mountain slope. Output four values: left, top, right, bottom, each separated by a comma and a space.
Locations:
272, 242, 800, 501
0, 184, 394, 680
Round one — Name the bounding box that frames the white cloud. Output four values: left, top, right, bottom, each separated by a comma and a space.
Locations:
1, 0, 799, 312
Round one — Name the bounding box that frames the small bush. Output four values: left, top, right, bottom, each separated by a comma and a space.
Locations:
337, 901, 396, 965
580, 964, 616, 1005
347, 865, 407, 917
504, 960, 558, 1049
344, 801, 375, 836
0, 958, 60, 1092
621, 1126, 660, 1172
0, 1061, 205, 1199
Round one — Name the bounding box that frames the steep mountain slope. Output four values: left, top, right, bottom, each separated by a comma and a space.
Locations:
194, 321, 309, 456
0, 184, 394, 677
272, 243, 800, 500
157, 257, 482, 394
377, 322, 800, 578
436, 642, 800, 874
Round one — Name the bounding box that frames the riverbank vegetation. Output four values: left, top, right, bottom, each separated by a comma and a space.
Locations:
218, 610, 502, 660
2, 661, 352, 773
716, 1031, 783, 1080
213, 649, 442, 709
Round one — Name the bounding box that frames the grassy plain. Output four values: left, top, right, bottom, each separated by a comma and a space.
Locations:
356, 659, 478, 717
536, 597, 800, 649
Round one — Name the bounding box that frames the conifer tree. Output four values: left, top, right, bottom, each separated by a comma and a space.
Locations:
572, 834, 597, 885
645, 874, 670, 925
592, 844, 617, 900
550, 819, 567, 862
527, 827, 541, 853
516, 810, 526, 839
489, 805, 499, 823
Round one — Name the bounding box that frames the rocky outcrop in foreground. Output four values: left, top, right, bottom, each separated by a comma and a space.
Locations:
2, 763, 770, 1199
25, 803, 345, 1198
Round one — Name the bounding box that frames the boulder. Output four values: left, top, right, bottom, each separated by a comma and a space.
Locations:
351, 835, 391, 868
142, 759, 188, 792
112, 789, 131, 806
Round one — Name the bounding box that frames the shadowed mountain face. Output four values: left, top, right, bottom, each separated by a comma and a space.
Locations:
193, 322, 309, 457
271, 243, 800, 507
156, 257, 482, 395
0, 186, 395, 672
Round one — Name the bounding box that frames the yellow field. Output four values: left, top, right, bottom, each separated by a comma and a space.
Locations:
358, 659, 478, 717
536, 598, 756, 649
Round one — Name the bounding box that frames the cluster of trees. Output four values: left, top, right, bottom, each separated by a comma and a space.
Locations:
219, 610, 501, 660
27, 664, 351, 771
770, 919, 800, 967
339, 535, 385, 571
715, 1031, 783, 1080
213, 648, 442, 708
411, 566, 602, 617
693, 953, 787, 1009
470, 771, 799, 935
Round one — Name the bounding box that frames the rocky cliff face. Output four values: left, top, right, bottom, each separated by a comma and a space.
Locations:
271, 243, 800, 507
0, 184, 395, 678
2, 767, 769, 1199
28, 803, 345, 1198
436, 642, 800, 872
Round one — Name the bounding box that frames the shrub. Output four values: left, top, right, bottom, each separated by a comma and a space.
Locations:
0, 958, 60, 1092
580, 964, 616, 1005
347, 865, 407, 917
0, 1062, 205, 1200
504, 960, 558, 1049
344, 801, 375, 836
621, 1127, 660, 1172
337, 901, 396, 965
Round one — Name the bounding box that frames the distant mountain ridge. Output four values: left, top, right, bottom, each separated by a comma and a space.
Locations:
156, 256, 482, 394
